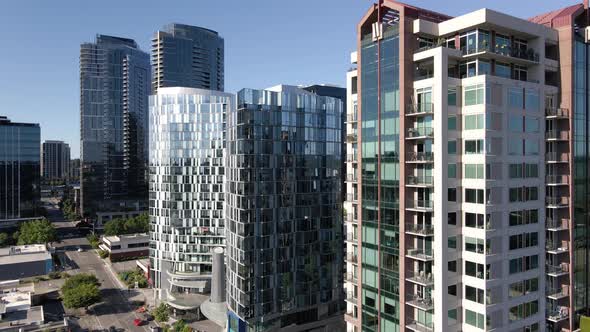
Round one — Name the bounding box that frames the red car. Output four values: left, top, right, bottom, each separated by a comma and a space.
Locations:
133, 318, 144, 326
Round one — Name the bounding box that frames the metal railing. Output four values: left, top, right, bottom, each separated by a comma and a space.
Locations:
406, 103, 434, 115
407, 127, 434, 138
546, 175, 569, 185
460, 44, 540, 62
346, 253, 358, 263
546, 264, 568, 275
405, 223, 434, 236
406, 248, 434, 260
546, 287, 569, 298
546, 130, 568, 140
546, 218, 568, 230
546, 196, 569, 206
407, 175, 434, 186
406, 270, 434, 284
545, 107, 569, 118
546, 152, 569, 162
407, 200, 434, 209
406, 152, 434, 162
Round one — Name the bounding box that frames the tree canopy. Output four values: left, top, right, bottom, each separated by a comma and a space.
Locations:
104, 213, 149, 236
17, 219, 57, 245
61, 273, 101, 309
152, 302, 170, 323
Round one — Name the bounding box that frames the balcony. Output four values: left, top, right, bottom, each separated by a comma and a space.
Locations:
406, 248, 434, 261
346, 253, 358, 264
461, 44, 540, 63
346, 193, 358, 203
546, 218, 569, 231
406, 294, 434, 311
406, 320, 434, 332
406, 270, 434, 286
546, 130, 568, 141
406, 175, 434, 187
346, 213, 358, 224
546, 175, 569, 185
346, 132, 358, 143
345, 232, 358, 243
546, 287, 569, 300
546, 152, 569, 163
345, 291, 358, 304
406, 152, 434, 163
346, 154, 358, 163
546, 241, 568, 254
406, 127, 434, 140
345, 273, 357, 283
346, 173, 358, 183
407, 200, 434, 212
405, 223, 434, 237
546, 264, 569, 277
346, 114, 358, 123
406, 103, 434, 116
546, 196, 569, 208
545, 107, 569, 119
546, 308, 569, 323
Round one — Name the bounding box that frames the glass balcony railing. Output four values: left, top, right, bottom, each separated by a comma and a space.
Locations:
460, 44, 540, 62
407, 175, 434, 186
406, 103, 434, 115
407, 127, 434, 139
405, 223, 434, 236
406, 152, 434, 162
407, 200, 434, 210
545, 107, 569, 118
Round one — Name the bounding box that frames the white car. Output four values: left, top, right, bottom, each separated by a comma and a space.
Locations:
77, 247, 84, 252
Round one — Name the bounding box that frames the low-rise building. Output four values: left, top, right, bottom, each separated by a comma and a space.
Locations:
100, 233, 149, 261
0, 280, 44, 332
0, 245, 53, 281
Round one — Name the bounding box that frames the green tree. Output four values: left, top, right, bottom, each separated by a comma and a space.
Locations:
0, 233, 9, 247
103, 218, 125, 236
104, 213, 149, 236
62, 282, 101, 309
62, 273, 100, 291
17, 219, 57, 245
152, 302, 170, 323
86, 234, 100, 249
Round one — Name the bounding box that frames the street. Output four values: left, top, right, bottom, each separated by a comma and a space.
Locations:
44, 197, 151, 332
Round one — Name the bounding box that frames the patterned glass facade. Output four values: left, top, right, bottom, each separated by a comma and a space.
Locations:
149, 88, 233, 300
226, 85, 344, 331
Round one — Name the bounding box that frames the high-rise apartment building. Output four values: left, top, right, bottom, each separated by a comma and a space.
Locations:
69, 158, 80, 182
152, 24, 224, 93
149, 87, 233, 314
0, 116, 40, 221
80, 35, 150, 217
41, 140, 70, 181
225, 85, 345, 332
346, 1, 590, 331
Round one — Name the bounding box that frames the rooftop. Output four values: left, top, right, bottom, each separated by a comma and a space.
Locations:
0, 245, 51, 265
102, 233, 149, 244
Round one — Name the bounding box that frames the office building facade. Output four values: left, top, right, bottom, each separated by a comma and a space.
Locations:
152, 24, 224, 93
0, 116, 40, 221
226, 85, 344, 332
80, 35, 150, 217
149, 87, 233, 313
41, 140, 70, 181
345, 1, 590, 331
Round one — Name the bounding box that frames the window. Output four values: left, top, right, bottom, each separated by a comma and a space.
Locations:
448, 309, 457, 320
513, 64, 528, 82
509, 278, 539, 298
525, 117, 539, 133
479, 59, 491, 75
465, 164, 484, 179
465, 212, 484, 229
465, 261, 485, 279
465, 139, 484, 154
464, 114, 484, 130
508, 87, 523, 108
525, 139, 539, 155
448, 164, 457, 178
448, 88, 457, 106
465, 188, 484, 204
466, 285, 485, 304
351, 76, 358, 94
448, 116, 457, 130
509, 300, 538, 322
465, 237, 484, 254
509, 209, 539, 226
509, 255, 539, 274
448, 236, 457, 249
524, 164, 538, 178
509, 187, 539, 202
448, 260, 457, 272
509, 115, 523, 132
509, 164, 523, 178
448, 212, 457, 225
495, 62, 511, 78
510, 164, 538, 179
448, 141, 457, 154
525, 89, 539, 111
508, 139, 523, 155
465, 309, 485, 329
464, 84, 485, 106
509, 232, 538, 250
448, 188, 457, 202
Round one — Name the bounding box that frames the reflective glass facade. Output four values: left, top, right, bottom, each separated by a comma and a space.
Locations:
152, 24, 224, 93
0, 117, 40, 220
226, 85, 344, 331
80, 35, 150, 216
41, 140, 70, 180
360, 23, 400, 332
149, 88, 233, 300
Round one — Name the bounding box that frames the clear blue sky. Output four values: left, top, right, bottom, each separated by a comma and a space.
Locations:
0, 0, 577, 158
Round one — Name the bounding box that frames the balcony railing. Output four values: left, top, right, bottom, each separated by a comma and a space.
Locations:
346, 193, 358, 203
346, 291, 358, 303
461, 44, 540, 62
546, 152, 569, 162
346, 173, 358, 182
345, 273, 357, 283
546, 241, 568, 253
406, 294, 434, 311
407, 200, 434, 210
407, 127, 434, 139
406, 320, 434, 332
546, 175, 569, 185
407, 175, 434, 186
346, 154, 358, 162
546, 287, 569, 299
346, 133, 358, 142
346, 253, 358, 264
546, 308, 569, 322
406, 248, 434, 261
405, 223, 434, 236
406, 270, 434, 285
545, 107, 569, 118
546, 264, 569, 276
406, 103, 434, 116
345, 232, 357, 242
347, 114, 358, 123
406, 152, 434, 162
346, 214, 357, 224
546, 196, 569, 207
546, 218, 568, 230
546, 130, 569, 141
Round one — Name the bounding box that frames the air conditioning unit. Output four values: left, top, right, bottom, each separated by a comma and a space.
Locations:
585, 26, 590, 43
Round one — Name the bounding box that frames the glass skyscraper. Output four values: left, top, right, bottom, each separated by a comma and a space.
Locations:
79, 35, 150, 217
0, 116, 40, 222
152, 24, 224, 93
149, 87, 233, 317
226, 85, 345, 332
